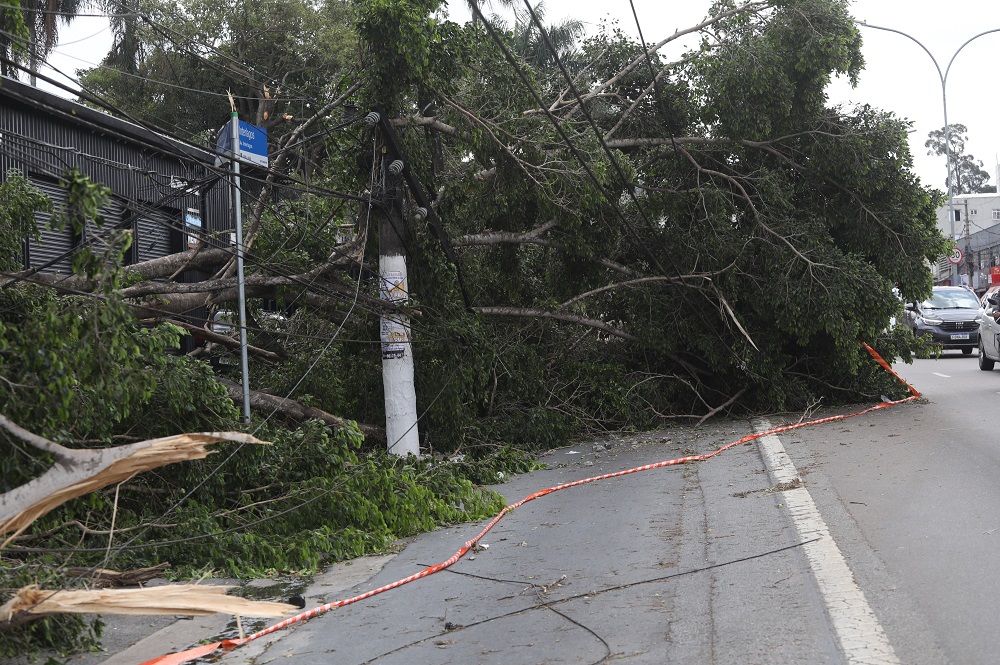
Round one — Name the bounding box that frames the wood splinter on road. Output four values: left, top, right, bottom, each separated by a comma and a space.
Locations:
0, 585, 298, 622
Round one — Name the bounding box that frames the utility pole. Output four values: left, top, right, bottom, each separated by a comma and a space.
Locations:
963, 199, 974, 288
373, 121, 420, 457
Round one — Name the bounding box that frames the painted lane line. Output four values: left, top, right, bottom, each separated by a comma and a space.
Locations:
931, 372, 950, 378
755, 419, 899, 665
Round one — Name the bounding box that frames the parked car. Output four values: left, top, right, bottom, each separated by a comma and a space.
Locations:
903, 286, 983, 354
980, 284, 1000, 309
979, 292, 1000, 370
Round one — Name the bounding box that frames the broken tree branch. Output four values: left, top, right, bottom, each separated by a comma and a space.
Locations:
0, 584, 296, 628
474, 306, 637, 341
0, 417, 268, 547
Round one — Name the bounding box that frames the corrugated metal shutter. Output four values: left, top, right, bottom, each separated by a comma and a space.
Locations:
26, 178, 72, 274
84, 197, 126, 255
27, 178, 132, 274
135, 206, 177, 263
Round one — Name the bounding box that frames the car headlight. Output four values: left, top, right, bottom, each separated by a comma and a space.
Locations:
975, 314, 984, 323
920, 316, 943, 325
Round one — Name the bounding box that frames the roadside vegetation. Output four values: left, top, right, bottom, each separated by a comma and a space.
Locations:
1, 0, 948, 659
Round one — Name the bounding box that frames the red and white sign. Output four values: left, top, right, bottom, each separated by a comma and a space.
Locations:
948, 247, 964, 265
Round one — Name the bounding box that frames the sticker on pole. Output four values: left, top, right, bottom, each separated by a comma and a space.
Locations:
948, 247, 964, 265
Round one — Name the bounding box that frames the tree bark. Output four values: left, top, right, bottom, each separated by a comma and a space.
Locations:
217, 379, 387, 445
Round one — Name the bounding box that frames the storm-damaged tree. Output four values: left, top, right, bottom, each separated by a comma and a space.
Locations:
5, 0, 948, 445
1, 0, 950, 654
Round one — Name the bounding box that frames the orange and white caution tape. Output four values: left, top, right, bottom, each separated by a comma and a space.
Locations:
141, 342, 920, 665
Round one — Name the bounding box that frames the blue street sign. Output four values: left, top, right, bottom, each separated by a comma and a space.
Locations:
216, 119, 269, 167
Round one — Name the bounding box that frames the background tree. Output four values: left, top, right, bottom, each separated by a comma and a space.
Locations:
926, 123, 996, 194
78, 0, 358, 142
20, 0, 84, 84
0, 0, 31, 76
509, 1, 584, 69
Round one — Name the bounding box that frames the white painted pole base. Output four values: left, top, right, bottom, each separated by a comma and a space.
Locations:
380, 255, 420, 456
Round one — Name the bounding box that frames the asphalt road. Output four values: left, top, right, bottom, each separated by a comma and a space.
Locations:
218, 426, 845, 665
778, 352, 1000, 665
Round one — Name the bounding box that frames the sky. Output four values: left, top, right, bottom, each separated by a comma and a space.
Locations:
37, 0, 1000, 191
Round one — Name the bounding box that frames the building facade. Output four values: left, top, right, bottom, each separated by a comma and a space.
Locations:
0, 75, 231, 275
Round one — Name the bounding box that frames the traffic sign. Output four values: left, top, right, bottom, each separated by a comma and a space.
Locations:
948, 247, 964, 265
216, 120, 269, 167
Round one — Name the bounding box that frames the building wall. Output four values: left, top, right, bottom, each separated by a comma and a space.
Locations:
0, 76, 231, 276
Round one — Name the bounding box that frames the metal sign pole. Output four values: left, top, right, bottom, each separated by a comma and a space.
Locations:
230, 111, 252, 423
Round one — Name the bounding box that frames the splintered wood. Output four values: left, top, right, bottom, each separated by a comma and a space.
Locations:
0, 584, 297, 621
0, 430, 269, 547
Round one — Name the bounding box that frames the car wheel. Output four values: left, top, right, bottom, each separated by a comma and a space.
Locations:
979, 341, 995, 371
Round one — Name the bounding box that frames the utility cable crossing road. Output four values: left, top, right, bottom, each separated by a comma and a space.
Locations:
140, 353, 991, 665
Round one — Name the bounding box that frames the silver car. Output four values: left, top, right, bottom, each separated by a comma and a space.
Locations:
979, 293, 1000, 370
904, 286, 983, 355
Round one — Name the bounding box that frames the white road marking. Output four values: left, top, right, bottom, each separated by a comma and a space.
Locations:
932, 372, 950, 378
755, 419, 899, 665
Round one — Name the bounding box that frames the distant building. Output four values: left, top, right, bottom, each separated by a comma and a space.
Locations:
934, 190, 1000, 292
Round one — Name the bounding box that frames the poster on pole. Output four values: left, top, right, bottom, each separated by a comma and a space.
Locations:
381, 319, 407, 359
380, 270, 407, 302
380, 270, 409, 359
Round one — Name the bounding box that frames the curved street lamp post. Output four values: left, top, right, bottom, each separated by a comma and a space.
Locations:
859, 22, 1000, 286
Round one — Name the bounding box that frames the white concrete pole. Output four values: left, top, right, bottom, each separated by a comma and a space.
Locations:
379, 159, 420, 456
380, 255, 420, 456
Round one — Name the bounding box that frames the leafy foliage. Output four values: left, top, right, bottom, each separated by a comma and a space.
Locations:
0, 0, 30, 77
0, 169, 49, 271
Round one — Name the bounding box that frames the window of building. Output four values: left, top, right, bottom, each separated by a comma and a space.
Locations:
971, 208, 978, 215
993, 209, 1000, 220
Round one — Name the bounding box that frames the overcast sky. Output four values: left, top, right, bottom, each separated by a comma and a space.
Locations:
39, 0, 1000, 191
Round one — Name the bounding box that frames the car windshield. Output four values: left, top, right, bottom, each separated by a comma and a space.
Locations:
922, 290, 981, 310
